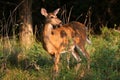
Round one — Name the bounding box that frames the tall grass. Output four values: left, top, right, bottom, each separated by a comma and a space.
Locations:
85, 27, 120, 80
0, 26, 120, 80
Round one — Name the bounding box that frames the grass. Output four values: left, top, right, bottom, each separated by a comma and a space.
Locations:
0, 27, 120, 80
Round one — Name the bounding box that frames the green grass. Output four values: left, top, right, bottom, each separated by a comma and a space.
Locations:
0, 27, 120, 80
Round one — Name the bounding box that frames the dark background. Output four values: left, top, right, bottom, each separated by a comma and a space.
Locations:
0, 0, 120, 35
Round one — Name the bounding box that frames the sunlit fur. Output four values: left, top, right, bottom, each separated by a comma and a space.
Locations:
41, 8, 90, 73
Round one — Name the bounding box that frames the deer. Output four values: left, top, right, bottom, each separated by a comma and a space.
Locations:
41, 8, 91, 73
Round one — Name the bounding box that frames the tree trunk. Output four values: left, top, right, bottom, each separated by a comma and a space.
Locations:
19, 0, 33, 49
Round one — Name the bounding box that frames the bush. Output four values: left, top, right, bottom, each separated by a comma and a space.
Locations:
0, 27, 120, 80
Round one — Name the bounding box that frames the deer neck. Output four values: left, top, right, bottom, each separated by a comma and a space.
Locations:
44, 23, 53, 37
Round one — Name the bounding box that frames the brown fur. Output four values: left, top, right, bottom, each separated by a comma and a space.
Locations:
41, 8, 90, 72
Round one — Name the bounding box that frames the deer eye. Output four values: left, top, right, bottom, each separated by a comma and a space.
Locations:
50, 16, 54, 18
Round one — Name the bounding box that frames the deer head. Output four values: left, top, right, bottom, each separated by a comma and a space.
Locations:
41, 8, 62, 26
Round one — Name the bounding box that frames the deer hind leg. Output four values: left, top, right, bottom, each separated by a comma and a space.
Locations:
66, 46, 80, 69
66, 52, 70, 69
70, 46, 81, 62
76, 45, 90, 69
72, 45, 90, 76
75, 45, 89, 60
72, 50, 81, 73
65, 45, 80, 70
72, 51, 81, 62
69, 46, 81, 73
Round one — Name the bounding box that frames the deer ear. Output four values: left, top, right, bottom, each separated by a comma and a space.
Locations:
41, 8, 48, 17
53, 8, 60, 15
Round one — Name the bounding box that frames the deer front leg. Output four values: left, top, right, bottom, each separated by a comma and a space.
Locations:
54, 53, 60, 73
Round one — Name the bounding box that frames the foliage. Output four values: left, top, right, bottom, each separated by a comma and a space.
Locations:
86, 27, 120, 80
0, 27, 120, 80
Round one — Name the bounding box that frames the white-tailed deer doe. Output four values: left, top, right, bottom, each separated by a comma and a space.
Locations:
41, 8, 91, 73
